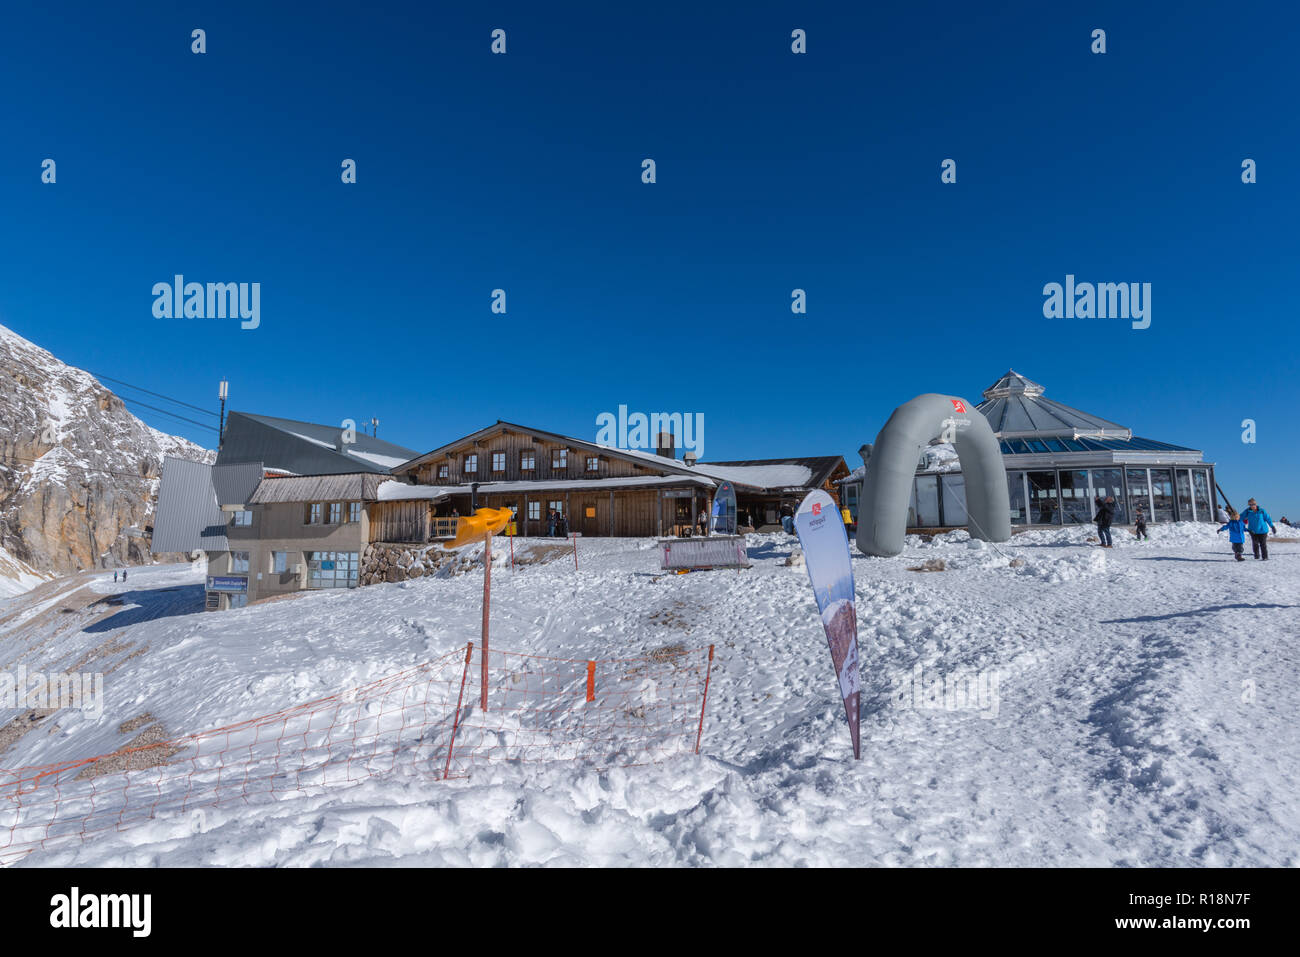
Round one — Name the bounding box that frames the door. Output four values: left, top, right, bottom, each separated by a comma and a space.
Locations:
583, 502, 598, 537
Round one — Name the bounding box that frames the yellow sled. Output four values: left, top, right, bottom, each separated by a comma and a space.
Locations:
441, 507, 514, 549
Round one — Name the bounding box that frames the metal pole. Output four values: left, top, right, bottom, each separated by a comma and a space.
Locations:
695, 645, 715, 754
443, 642, 473, 780
481, 531, 491, 711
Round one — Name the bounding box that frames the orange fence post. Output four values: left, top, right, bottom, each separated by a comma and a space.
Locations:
481, 531, 491, 711
509, 528, 515, 573
695, 645, 715, 755
444, 642, 474, 780
586, 661, 596, 703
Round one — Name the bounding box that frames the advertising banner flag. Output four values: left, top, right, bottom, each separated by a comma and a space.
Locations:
793, 489, 861, 759
711, 481, 737, 536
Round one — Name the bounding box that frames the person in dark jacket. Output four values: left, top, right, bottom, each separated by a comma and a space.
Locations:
1218, 508, 1248, 561
1133, 504, 1149, 541
1241, 499, 1276, 559
1093, 495, 1116, 547
547, 509, 557, 537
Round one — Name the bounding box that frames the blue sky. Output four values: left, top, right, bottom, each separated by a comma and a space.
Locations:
2, 2, 1297, 515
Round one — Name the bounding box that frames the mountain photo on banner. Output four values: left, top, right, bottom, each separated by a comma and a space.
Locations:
793, 489, 861, 759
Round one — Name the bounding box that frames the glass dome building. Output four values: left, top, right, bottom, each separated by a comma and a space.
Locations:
842, 371, 1220, 530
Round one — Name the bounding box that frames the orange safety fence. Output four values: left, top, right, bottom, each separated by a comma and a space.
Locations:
0, 642, 715, 864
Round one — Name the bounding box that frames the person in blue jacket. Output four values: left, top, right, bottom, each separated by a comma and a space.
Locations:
1241, 498, 1277, 560
1218, 508, 1248, 561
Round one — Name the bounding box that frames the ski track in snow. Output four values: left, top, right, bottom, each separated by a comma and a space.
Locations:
2, 524, 1297, 867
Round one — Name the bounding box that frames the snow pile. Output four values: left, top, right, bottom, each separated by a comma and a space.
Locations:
0, 521, 1295, 867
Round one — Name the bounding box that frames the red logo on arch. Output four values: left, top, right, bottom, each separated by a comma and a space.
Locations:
812, 503, 822, 516
951, 399, 967, 413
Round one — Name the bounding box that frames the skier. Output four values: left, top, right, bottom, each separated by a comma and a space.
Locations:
1093, 494, 1116, 548
1241, 498, 1277, 560
122, 569, 128, 582
1218, 508, 1248, 562
113, 570, 118, 583
1133, 504, 1149, 541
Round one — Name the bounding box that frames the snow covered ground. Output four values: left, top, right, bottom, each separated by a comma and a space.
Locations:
2, 522, 1297, 867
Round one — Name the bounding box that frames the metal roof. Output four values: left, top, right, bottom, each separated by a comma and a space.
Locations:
150, 457, 229, 554
212, 461, 264, 506
248, 472, 385, 504
976, 370, 1132, 440
217, 412, 420, 475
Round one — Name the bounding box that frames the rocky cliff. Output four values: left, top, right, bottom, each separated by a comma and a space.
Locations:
0, 323, 214, 581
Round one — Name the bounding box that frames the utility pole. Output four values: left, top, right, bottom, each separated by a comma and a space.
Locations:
370, 416, 379, 438
218, 379, 229, 449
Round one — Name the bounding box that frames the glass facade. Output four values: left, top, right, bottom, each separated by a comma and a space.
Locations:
1192, 470, 1212, 520
1175, 469, 1194, 521
1007, 472, 1028, 524
885, 457, 1215, 530
1150, 468, 1175, 522
940, 474, 967, 526
914, 475, 940, 526
1058, 470, 1092, 526
1028, 472, 1059, 525
307, 551, 359, 589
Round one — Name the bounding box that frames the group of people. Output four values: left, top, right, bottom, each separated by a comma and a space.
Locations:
546, 509, 569, 537
1217, 499, 1278, 561
1092, 493, 1281, 563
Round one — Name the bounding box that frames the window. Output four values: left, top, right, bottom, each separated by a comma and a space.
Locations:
586, 456, 599, 472
520, 451, 535, 471
228, 593, 248, 610
328, 503, 342, 524
548, 500, 564, 516
348, 502, 362, 523
437, 464, 449, 480
306, 551, 359, 589
232, 510, 252, 526
272, 551, 289, 574
231, 551, 249, 573
552, 449, 567, 469
464, 454, 478, 475
492, 452, 506, 472
307, 503, 322, 524
527, 502, 540, 520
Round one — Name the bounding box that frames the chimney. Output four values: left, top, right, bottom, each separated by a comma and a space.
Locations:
656, 431, 675, 458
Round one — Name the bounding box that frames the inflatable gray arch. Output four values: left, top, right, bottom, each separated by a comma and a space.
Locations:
855, 393, 1011, 557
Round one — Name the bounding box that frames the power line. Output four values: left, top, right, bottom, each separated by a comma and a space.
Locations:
90, 371, 218, 418
114, 397, 220, 433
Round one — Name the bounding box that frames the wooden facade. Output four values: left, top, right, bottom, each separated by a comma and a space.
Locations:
385, 422, 849, 541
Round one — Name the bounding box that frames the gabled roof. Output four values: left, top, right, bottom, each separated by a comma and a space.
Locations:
218, 412, 421, 475
976, 370, 1131, 441
693, 456, 848, 492
393, 420, 705, 478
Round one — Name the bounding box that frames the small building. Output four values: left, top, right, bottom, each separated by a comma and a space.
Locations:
840, 371, 1219, 529
151, 457, 382, 609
